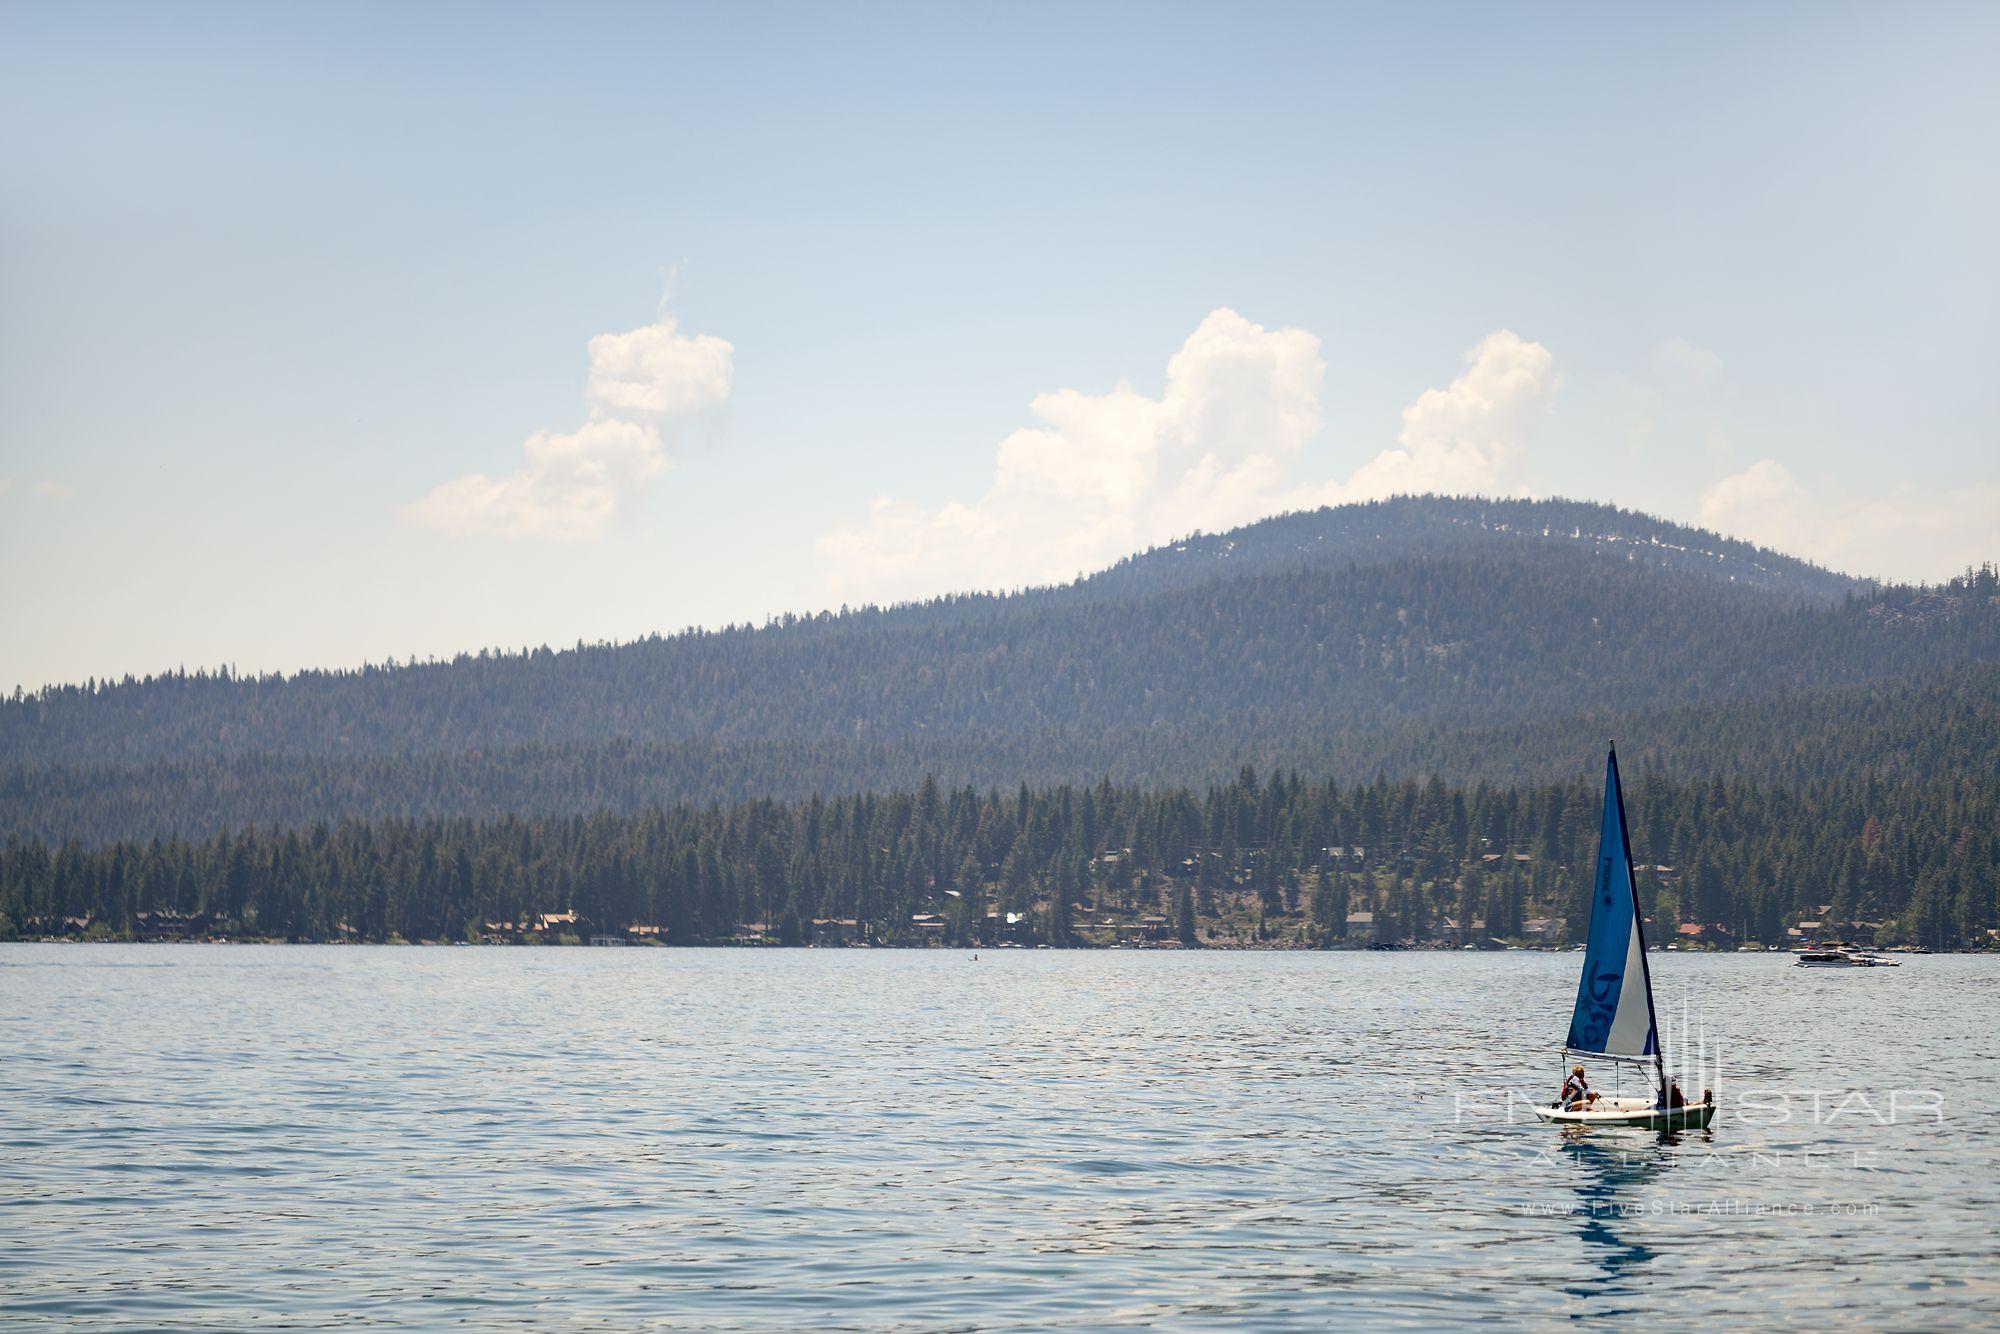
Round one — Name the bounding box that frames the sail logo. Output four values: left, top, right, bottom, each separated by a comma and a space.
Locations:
1566, 849, 1630, 1052
1573, 965, 1622, 1047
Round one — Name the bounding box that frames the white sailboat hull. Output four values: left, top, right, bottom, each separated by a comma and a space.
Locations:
1534, 1095, 1717, 1130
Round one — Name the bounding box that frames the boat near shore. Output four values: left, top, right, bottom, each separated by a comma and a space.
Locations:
1795, 943, 1901, 968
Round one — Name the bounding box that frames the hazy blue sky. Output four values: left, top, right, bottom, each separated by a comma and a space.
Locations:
4, 1, 1996, 689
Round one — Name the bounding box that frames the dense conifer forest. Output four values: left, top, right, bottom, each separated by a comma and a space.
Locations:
6, 663, 1996, 845
0, 498, 1888, 779
3, 498, 1995, 844
4, 765, 1992, 950
2, 497, 1993, 948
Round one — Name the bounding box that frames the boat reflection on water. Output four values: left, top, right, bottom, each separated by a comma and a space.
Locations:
1554, 1128, 1707, 1298
1560, 1134, 1662, 1292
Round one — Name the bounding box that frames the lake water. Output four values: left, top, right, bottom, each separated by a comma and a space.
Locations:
2, 946, 1996, 1329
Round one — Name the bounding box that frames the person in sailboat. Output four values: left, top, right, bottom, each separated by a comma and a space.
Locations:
1560, 1064, 1599, 1111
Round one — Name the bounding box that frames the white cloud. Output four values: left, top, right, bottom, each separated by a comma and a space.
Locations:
1650, 336, 1723, 392
585, 317, 733, 419
1681, 343, 1992, 582
820, 308, 1324, 600
1323, 330, 1556, 504
405, 419, 666, 540
1836, 485, 2000, 580
407, 304, 732, 539
30, 480, 75, 499
1700, 458, 1998, 580
1698, 459, 1814, 555
821, 313, 1560, 602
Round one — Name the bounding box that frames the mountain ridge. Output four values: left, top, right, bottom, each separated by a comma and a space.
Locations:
9, 495, 1860, 701
1078, 495, 1863, 605
3, 494, 1991, 844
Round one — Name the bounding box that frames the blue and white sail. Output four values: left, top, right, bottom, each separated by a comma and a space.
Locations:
1563, 746, 1661, 1064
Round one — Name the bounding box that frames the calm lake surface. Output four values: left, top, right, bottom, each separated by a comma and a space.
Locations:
3, 946, 1996, 1329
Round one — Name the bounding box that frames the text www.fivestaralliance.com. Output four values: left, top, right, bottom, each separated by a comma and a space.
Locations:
1522, 1200, 1881, 1218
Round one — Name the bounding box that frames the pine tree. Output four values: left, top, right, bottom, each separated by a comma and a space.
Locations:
1309, 868, 1336, 946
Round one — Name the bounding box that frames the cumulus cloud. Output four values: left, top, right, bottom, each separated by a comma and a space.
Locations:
1324, 330, 1557, 503
1675, 342, 1992, 581
820, 308, 1324, 599
820, 313, 1558, 602
1698, 459, 1814, 555
1650, 336, 1723, 392
406, 419, 666, 540
585, 317, 733, 419
407, 305, 732, 539
1837, 485, 2000, 580
1700, 459, 1998, 580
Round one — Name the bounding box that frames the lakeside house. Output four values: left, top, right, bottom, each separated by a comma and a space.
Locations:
475, 909, 658, 944
980, 910, 1033, 946
135, 909, 211, 940
810, 918, 860, 946
589, 923, 664, 945
480, 910, 592, 939
15, 914, 97, 938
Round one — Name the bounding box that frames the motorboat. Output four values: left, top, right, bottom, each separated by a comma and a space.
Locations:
1795, 946, 1900, 967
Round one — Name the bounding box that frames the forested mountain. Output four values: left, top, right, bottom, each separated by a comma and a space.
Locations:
5, 764, 1992, 951
1078, 495, 1861, 604
7, 664, 1996, 846
3, 496, 1994, 844
2, 498, 1880, 767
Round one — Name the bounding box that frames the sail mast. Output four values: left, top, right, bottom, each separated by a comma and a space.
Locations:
1562, 743, 1664, 1080
1609, 743, 1668, 1096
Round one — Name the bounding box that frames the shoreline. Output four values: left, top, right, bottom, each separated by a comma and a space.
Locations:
0, 937, 1977, 954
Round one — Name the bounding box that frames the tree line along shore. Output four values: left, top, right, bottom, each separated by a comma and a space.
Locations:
3, 767, 1993, 951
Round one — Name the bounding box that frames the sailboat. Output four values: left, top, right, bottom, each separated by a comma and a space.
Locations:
1534, 745, 1718, 1130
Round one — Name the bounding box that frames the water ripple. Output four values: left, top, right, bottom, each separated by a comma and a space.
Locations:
2, 945, 1996, 1328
